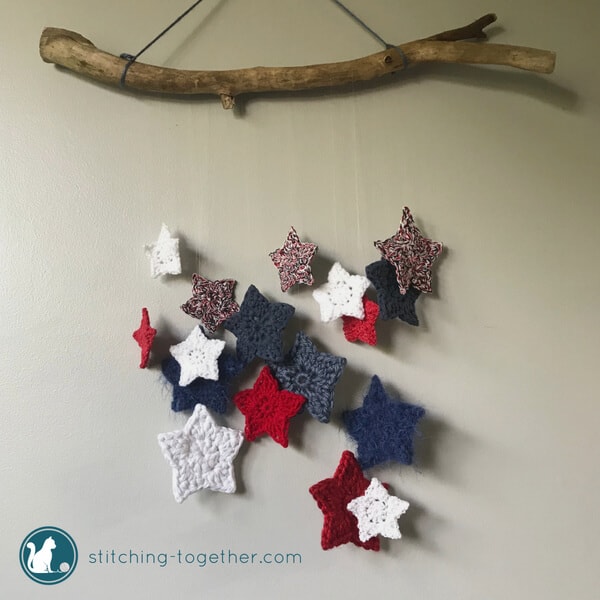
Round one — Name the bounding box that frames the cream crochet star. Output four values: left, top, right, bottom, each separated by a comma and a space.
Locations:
170, 326, 226, 386
347, 477, 410, 542
312, 262, 370, 322
146, 223, 182, 278
158, 404, 244, 502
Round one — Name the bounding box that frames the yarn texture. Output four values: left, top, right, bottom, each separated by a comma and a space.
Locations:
342, 297, 379, 345
269, 226, 318, 292
309, 450, 381, 551
145, 223, 182, 278
271, 331, 346, 423
233, 366, 305, 448
157, 404, 244, 502
366, 259, 421, 325
169, 326, 226, 386
312, 262, 370, 322
347, 477, 410, 543
132, 307, 157, 368
224, 285, 295, 365
181, 274, 239, 332
344, 375, 425, 469
373, 206, 442, 295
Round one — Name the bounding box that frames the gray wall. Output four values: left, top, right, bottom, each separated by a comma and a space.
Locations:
2, 1, 599, 598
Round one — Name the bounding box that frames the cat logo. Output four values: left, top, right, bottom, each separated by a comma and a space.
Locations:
19, 527, 78, 585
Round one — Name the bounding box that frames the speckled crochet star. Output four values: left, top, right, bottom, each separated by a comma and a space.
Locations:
223, 285, 295, 365
233, 366, 305, 447
365, 259, 421, 325
132, 307, 157, 368
145, 223, 181, 278
312, 262, 370, 322
342, 297, 379, 346
271, 331, 346, 423
347, 477, 410, 543
170, 326, 226, 386
162, 352, 244, 414
309, 451, 382, 551
157, 404, 244, 502
344, 375, 425, 469
269, 226, 318, 292
373, 206, 443, 295
181, 274, 239, 333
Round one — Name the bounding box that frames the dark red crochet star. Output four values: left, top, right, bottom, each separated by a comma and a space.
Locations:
132, 308, 157, 368
309, 450, 381, 551
233, 366, 305, 448
342, 297, 379, 346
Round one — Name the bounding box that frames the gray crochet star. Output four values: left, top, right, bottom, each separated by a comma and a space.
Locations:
224, 285, 295, 365
271, 331, 347, 423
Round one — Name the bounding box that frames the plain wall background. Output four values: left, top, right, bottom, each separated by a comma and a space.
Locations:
1, 1, 599, 598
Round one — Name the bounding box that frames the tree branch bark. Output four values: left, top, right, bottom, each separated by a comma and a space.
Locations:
38, 14, 556, 109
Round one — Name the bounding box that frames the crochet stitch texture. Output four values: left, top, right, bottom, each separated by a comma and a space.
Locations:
344, 375, 425, 469
132, 307, 157, 368
224, 284, 295, 365
269, 226, 318, 292
309, 450, 381, 551
271, 331, 346, 423
146, 223, 181, 278
157, 404, 244, 502
342, 297, 379, 345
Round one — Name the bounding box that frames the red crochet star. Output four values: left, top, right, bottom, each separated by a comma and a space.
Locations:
132, 308, 157, 368
269, 226, 318, 292
233, 366, 305, 448
309, 451, 381, 551
342, 297, 379, 346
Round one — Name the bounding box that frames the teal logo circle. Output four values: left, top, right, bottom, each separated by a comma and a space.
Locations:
19, 527, 78, 585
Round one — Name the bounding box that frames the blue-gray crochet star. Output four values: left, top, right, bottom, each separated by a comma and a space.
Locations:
271, 332, 346, 423
365, 260, 420, 325
223, 285, 295, 365
343, 375, 425, 469
162, 352, 244, 414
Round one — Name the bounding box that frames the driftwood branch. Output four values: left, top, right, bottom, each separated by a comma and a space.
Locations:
39, 14, 555, 109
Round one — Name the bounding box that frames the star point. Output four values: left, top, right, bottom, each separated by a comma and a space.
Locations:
145, 223, 181, 278
270, 226, 318, 292
132, 307, 157, 368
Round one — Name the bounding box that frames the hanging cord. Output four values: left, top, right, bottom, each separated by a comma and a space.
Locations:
331, 0, 409, 69
120, 0, 206, 88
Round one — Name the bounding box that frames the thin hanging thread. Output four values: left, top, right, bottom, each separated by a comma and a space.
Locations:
331, 0, 409, 69
120, 0, 206, 88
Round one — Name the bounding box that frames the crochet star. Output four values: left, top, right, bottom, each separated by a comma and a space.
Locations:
271, 332, 346, 423
132, 307, 157, 368
374, 206, 442, 294
223, 285, 295, 365
181, 274, 239, 333
347, 478, 410, 542
162, 352, 244, 414
344, 375, 425, 469
365, 259, 420, 325
312, 262, 370, 322
145, 223, 181, 278
342, 297, 379, 346
157, 404, 244, 501
269, 226, 318, 292
309, 451, 381, 551
169, 326, 226, 386
233, 366, 305, 447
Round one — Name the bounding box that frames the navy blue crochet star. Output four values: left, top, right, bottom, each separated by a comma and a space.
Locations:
162, 352, 244, 414
365, 260, 420, 325
343, 375, 425, 469
271, 331, 347, 423
224, 285, 295, 365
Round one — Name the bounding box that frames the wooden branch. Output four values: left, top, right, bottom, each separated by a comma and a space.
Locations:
39, 14, 555, 109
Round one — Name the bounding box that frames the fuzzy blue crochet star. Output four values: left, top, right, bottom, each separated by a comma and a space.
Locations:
344, 375, 425, 469
271, 331, 347, 423
223, 284, 295, 365
162, 352, 244, 414
365, 260, 421, 325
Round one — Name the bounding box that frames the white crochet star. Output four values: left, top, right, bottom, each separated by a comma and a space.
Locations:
158, 404, 244, 502
312, 262, 370, 322
146, 223, 182, 278
347, 477, 410, 542
170, 326, 226, 385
